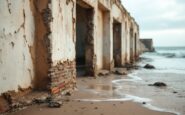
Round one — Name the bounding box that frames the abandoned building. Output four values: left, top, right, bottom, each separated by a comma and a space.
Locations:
140, 38, 155, 52
0, 0, 141, 98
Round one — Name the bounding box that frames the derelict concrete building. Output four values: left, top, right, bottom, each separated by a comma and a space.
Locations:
0, 0, 140, 95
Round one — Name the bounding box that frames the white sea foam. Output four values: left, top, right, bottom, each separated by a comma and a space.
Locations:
124, 94, 151, 103
112, 73, 142, 84
128, 73, 143, 81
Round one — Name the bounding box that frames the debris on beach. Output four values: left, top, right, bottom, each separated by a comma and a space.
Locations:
144, 64, 155, 69
124, 63, 140, 70
148, 82, 167, 87
65, 92, 72, 96
98, 70, 110, 76
33, 97, 47, 104
48, 101, 62, 108
112, 68, 127, 75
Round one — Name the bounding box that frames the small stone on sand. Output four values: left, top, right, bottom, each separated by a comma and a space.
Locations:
48, 101, 62, 108
142, 102, 146, 104
94, 107, 98, 109
144, 64, 155, 69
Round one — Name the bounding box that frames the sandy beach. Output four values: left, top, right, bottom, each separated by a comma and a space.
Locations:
2, 74, 176, 115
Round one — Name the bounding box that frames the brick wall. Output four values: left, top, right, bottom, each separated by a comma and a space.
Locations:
48, 60, 76, 95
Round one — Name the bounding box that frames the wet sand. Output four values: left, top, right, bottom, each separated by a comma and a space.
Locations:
7, 100, 175, 115
5, 76, 176, 115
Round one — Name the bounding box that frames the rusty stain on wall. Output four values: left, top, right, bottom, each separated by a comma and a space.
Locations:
32, 0, 52, 90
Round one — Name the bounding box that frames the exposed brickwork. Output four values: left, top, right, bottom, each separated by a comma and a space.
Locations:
48, 60, 76, 95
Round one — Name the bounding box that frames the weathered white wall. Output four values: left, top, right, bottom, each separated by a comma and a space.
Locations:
111, 4, 123, 23
50, 0, 76, 65
97, 8, 104, 69
125, 16, 131, 63
121, 17, 126, 65
0, 0, 35, 94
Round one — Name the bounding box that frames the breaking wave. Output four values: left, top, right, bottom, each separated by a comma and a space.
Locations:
156, 52, 185, 58
154, 47, 185, 59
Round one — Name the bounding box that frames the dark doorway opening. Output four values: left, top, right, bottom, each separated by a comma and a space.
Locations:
134, 33, 137, 58
113, 20, 122, 67
76, 2, 94, 76
130, 28, 134, 63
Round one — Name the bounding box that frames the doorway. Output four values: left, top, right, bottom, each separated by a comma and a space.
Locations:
134, 33, 137, 58
113, 20, 122, 67
130, 28, 134, 63
76, 2, 94, 76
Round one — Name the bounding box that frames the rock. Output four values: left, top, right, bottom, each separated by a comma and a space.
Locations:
144, 64, 155, 69
2, 92, 14, 104
94, 107, 98, 109
65, 92, 71, 96
98, 70, 110, 76
173, 91, 178, 94
149, 82, 167, 87
45, 96, 52, 103
33, 98, 45, 104
11, 102, 25, 109
153, 82, 167, 87
48, 101, 62, 108
142, 102, 146, 104
113, 68, 127, 75
20, 100, 32, 106
32, 96, 49, 104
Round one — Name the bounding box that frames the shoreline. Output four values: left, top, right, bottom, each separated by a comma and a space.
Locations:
2, 71, 178, 115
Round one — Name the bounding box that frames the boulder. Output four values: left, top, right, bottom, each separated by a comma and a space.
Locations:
144, 64, 155, 69
148, 82, 167, 87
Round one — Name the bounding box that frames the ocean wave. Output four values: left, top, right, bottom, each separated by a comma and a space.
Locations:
156, 52, 185, 58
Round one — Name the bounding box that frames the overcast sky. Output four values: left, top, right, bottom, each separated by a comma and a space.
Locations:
121, 0, 185, 47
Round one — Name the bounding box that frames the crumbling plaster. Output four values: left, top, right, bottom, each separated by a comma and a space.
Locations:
0, 0, 35, 94
50, 0, 76, 64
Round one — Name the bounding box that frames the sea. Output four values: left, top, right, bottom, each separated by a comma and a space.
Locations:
114, 47, 185, 115
141, 47, 185, 72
